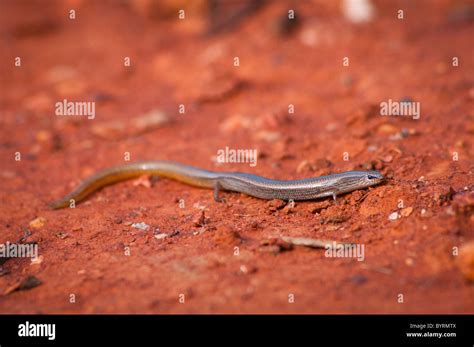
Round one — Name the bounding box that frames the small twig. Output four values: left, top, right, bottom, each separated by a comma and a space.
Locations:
280, 236, 353, 249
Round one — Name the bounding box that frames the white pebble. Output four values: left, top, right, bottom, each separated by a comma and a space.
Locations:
342, 0, 375, 23
367, 145, 378, 152
131, 222, 150, 231
388, 212, 400, 221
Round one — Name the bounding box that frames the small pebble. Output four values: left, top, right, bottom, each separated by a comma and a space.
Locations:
255, 130, 281, 142
30, 255, 43, 265
388, 212, 400, 221
400, 207, 413, 217
131, 222, 150, 231
377, 124, 399, 135
282, 202, 295, 214
133, 175, 152, 188
239, 264, 257, 274
342, 0, 375, 23
367, 145, 377, 152
220, 114, 253, 132
56, 232, 69, 239
29, 217, 46, 229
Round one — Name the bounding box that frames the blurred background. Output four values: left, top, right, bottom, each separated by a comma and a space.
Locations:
0, 0, 473, 313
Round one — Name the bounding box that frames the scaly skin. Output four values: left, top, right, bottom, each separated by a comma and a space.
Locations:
50, 161, 384, 209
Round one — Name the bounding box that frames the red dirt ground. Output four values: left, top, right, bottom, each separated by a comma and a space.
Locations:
0, 0, 473, 313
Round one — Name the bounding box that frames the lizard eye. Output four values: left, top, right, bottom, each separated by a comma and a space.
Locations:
367, 174, 377, 180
